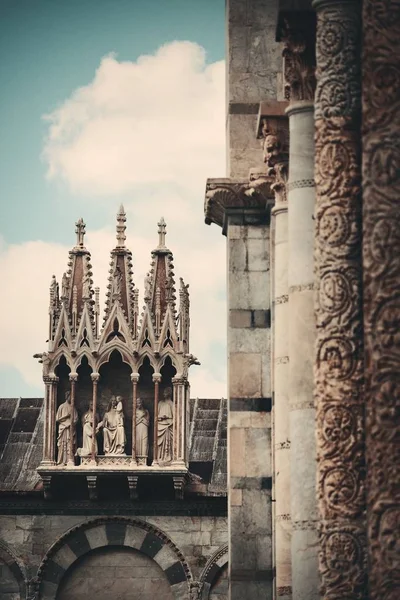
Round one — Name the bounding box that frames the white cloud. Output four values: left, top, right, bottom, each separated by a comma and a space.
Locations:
43, 41, 225, 196
0, 42, 227, 398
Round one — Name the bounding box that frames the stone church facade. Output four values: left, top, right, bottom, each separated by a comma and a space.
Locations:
0, 210, 228, 599
203, 0, 399, 599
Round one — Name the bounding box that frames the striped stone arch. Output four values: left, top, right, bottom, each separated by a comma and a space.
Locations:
0, 541, 27, 599
199, 543, 228, 599
36, 517, 192, 599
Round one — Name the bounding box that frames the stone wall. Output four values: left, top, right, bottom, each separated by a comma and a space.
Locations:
227, 0, 282, 178
0, 514, 227, 599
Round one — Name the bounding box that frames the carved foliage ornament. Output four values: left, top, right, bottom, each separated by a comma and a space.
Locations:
362, 1, 400, 597
279, 14, 316, 102
313, 1, 366, 598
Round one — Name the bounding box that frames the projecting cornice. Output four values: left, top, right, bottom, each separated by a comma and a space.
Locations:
204, 177, 274, 235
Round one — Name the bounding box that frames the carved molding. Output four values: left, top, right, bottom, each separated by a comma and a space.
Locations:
362, 1, 400, 598
204, 178, 273, 234
313, 1, 366, 599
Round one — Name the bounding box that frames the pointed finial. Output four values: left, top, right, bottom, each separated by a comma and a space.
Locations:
75, 218, 86, 247
116, 204, 126, 247
157, 217, 166, 248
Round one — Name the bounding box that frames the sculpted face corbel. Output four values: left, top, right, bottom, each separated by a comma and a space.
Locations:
260, 118, 289, 204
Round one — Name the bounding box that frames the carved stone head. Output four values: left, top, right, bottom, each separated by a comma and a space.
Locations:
163, 387, 173, 401
137, 397, 143, 409
65, 390, 71, 404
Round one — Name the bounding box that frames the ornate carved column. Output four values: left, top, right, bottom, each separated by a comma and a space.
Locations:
68, 372, 78, 466
362, 3, 400, 598
205, 178, 274, 600
258, 107, 291, 600
131, 373, 139, 464
152, 373, 161, 465
313, 1, 366, 598
278, 12, 318, 600
90, 372, 100, 462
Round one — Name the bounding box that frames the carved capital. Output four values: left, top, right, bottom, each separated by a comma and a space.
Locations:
152, 373, 162, 383
130, 373, 140, 384
204, 178, 273, 234
259, 117, 289, 204
69, 372, 78, 383
277, 11, 316, 102
90, 372, 100, 383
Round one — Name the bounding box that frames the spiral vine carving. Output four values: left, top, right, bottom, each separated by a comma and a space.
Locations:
362, 1, 400, 598
313, 1, 366, 598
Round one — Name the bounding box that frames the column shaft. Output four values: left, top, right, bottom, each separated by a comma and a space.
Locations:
68, 374, 77, 466
272, 201, 291, 600
131, 374, 139, 462
49, 379, 57, 463
91, 373, 99, 462
362, 2, 400, 598
287, 101, 318, 600
152, 375, 160, 464
313, 1, 366, 598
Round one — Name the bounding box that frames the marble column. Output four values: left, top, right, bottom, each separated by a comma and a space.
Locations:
259, 112, 291, 600
313, 1, 366, 598
362, 2, 400, 598
205, 179, 273, 600
172, 377, 187, 465
90, 372, 100, 462
152, 373, 161, 465
68, 372, 78, 466
42, 375, 57, 465
131, 373, 139, 463
286, 99, 318, 600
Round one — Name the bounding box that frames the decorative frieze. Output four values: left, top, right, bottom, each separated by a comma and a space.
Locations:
362, 1, 400, 598
313, 1, 366, 598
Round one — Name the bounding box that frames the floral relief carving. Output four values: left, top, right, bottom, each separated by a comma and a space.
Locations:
363, 1, 400, 597
314, 1, 366, 598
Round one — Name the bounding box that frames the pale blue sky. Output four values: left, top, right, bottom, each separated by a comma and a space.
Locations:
0, 0, 226, 398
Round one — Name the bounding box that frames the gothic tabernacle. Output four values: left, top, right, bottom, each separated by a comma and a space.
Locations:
36, 206, 197, 499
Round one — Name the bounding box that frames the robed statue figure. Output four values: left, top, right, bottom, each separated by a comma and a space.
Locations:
76, 402, 100, 458
135, 397, 150, 465
56, 391, 78, 465
157, 387, 174, 463
103, 395, 126, 455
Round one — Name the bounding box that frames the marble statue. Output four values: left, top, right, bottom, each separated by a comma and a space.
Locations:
61, 272, 69, 298
111, 266, 123, 297
103, 395, 126, 455
76, 402, 100, 458
135, 397, 150, 465
157, 387, 174, 463
56, 391, 78, 465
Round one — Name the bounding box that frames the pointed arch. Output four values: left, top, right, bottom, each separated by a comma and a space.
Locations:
159, 351, 179, 373
96, 347, 134, 372
52, 351, 72, 371
36, 517, 191, 600
137, 351, 158, 372
73, 351, 96, 372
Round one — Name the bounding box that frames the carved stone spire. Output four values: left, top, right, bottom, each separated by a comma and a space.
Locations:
116, 204, 126, 248
102, 207, 136, 335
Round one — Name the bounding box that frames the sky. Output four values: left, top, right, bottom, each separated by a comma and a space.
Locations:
0, 0, 227, 398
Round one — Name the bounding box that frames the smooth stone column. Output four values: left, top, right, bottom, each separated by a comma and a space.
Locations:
286, 101, 318, 600
272, 200, 291, 600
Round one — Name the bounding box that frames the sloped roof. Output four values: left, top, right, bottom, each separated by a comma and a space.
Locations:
0, 397, 227, 495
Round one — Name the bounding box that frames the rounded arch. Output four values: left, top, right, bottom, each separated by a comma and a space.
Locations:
199, 543, 228, 599
0, 541, 27, 599
37, 517, 192, 600
96, 347, 134, 371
